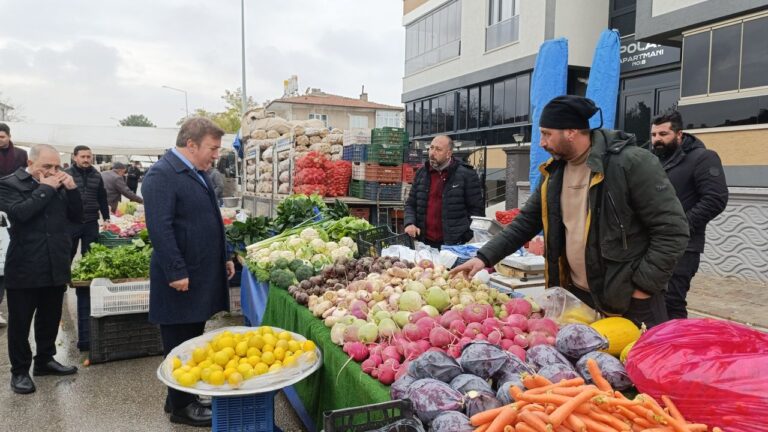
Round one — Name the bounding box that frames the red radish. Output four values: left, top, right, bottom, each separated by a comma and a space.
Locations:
381, 346, 401, 363
546, 336, 556, 345
395, 360, 411, 380
415, 339, 431, 354
408, 310, 430, 324
361, 358, 377, 373
504, 314, 529, 331
368, 344, 385, 358
487, 329, 503, 345
527, 331, 549, 347
475, 334, 488, 341
415, 316, 438, 331
458, 337, 473, 349
506, 344, 527, 361
504, 299, 532, 318
343, 341, 369, 362
427, 346, 447, 354
403, 341, 421, 360
429, 326, 455, 348
513, 334, 529, 348
371, 368, 379, 379
447, 344, 462, 358
500, 326, 517, 340
481, 318, 501, 336
402, 323, 423, 341
449, 320, 467, 336
462, 304, 492, 323
368, 354, 383, 366
439, 310, 463, 328
463, 322, 483, 338
528, 318, 559, 337
500, 339, 515, 350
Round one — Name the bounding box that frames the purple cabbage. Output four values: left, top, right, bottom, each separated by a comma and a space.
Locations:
555, 324, 609, 359
526, 344, 574, 371
459, 342, 508, 380
537, 363, 581, 383
449, 374, 492, 394
409, 351, 464, 383
576, 351, 633, 390
390, 374, 417, 400
464, 390, 503, 418
406, 378, 465, 423
429, 411, 474, 432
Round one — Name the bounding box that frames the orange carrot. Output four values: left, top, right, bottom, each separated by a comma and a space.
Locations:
640, 396, 688, 432
573, 413, 622, 432
503, 426, 514, 432
471, 404, 516, 426
523, 404, 546, 412
553, 386, 599, 397
565, 413, 587, 432
486, 405, 519, 432
588, 410, 631, 431
660, 396, 684, 423
475, 424, 491, 432
712, 428, 723, 432
549, 388, 600, 427
638, 428, 674, 432
523, 374, 554, 389
528, 378, 586, 394
516, 424, 538, 432
685, 425, 707, 432
518, 410, 549, 432
586, 358, 614, 392
510, 385, 526, 401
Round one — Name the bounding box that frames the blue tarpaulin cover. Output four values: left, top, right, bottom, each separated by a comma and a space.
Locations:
586, 29, 621, 129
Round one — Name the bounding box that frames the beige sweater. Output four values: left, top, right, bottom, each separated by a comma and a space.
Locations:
560, 149, 591, 290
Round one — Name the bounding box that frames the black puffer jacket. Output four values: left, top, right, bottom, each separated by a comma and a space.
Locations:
660, 133, 728, 253
404, 158, 484, 245
66, 165, 110, 223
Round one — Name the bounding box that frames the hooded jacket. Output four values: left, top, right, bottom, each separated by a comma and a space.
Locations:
659, 133, 728, 253
404, 158, 485, 245
477, 129, 690, 315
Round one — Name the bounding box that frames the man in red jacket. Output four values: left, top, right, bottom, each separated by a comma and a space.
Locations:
0, 122, 28, 328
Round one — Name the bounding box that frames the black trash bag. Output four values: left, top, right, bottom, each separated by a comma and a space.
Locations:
555, 324, 609, 359
406, 378, 465, 424
459, 341, 508, 380
449, 374, 492, 394
409, 351, 464, 383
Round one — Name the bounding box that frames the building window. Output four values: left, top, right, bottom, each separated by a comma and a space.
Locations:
414, 103, 422, 136
486, 0, 519, 51
406, 104, 415, 136
376, 111, 402, 128
349, 115, 368, 129
681, 14, 768, 98
609, 0, 636, 37
480, 85, 491, 128
492, 81, 505, 126
468, 87, 480, 129
458, 90, 468, 130
405, 0, 462, 75
308, 113, 327, 126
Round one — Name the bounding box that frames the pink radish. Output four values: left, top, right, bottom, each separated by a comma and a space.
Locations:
415, 339, 431, 354
487, 329, 503, 345
449, 320, 467, 336
505, 314, 529, 332
415, 316, 438, 332
408, 310, 430, 324
439, 309, 463, 328
402, 323, 423, 341
343, 341, 369, 362
528, 318, 559, 337
368, 354, 383, 366
447, 344, 462, 358
381, 346, 401, 363
506, 344, 527, 361
429, 326, 455, 348
475, 334, 488, 341
481, 318, 501, 336
527, 331, 549, 347
513, 334, 529, 348
462, 304, 491, 323
500, 326, 517, 340
361, 358, 377, 373
463, 322, 484, 338
504, 299, 532, 318
395, 360, 411, 380
500, 339, 515, 350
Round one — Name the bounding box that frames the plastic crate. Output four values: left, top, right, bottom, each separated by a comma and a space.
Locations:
364, 164, 403, 183
88, 313, 164, 364
351, 162, 366, 181
371, 128, 409, 146
349, 180, 365, 199
349, 206, 371, 221
323, 399, 424, 432
342, 144, 368, 163
362, 182, 401, 202
368, 144, 405, 166
402, 164, 419, 183
212, 391, 277, 432
404, 148, 425, 164
356, 227, 414, 258
76, 287, 91, 351
229, 286, 242, 315
89, 278, 150, 318
97, 232, 134, 248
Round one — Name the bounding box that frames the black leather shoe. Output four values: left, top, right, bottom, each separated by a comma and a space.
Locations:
11, 374, 36, 394
170, 401, 212, 427
33, 360, 78, 376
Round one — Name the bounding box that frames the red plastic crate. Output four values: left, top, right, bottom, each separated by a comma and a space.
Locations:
364, 164, 403, 183
402, 163, 420, 183
349, 206, 371, 221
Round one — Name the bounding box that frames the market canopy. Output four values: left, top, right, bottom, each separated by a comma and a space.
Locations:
4, 122, 236, 156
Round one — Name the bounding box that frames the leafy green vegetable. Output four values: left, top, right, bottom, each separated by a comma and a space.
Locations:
322, 199, 350, 221
225, 216, 272, 250
325, 216, 374, 242
72, 242, 152, 281
271, 194, 326, 234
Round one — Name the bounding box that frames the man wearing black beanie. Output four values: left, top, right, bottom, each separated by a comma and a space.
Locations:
453, 95, 690, 329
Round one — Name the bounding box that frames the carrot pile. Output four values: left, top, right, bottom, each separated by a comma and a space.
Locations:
469, 358, 723, 432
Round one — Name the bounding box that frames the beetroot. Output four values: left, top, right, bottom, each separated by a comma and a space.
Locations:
527, 345, 573, 371
406, 378, 465, 423
408, 350, 464, 383
390, 373, 416, 400
430, 411, 474, 432
555, 324, 608, 359
576, 351, 632, 390
537, 363, 580, 383
449, 374, 493, 394
459, 342, 508, 380
504, 299, 532, 318
464, 390, 502, 417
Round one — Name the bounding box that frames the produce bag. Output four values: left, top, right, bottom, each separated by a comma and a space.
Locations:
625, 319, 768, 432
534, 286, 599, 325
324, 160, 352, 197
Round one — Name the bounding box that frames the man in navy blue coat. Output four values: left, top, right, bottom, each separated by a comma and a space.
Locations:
142, 117, 234, 427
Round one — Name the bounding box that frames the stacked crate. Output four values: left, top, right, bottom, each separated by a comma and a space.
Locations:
361, 128, 409, 201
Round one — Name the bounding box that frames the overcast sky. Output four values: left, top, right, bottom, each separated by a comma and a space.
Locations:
0, 0, 405, 128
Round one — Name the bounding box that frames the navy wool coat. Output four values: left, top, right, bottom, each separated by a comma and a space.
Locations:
141, 151, 229, 325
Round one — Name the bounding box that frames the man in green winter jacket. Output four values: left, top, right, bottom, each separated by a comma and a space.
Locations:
452, 95, 689, 328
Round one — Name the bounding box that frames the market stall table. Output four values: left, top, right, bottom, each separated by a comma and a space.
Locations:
240, 268, 392, 432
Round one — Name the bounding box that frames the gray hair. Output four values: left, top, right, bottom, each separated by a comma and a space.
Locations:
176, 117, 225, 148
29, 144, 59, 161
432, 135, 454, 151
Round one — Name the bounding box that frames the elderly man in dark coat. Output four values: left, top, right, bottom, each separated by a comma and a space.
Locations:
0, 144, 83, 395
141, 117, 234, 427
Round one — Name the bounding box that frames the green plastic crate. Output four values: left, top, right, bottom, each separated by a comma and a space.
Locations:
97, 232, 134, 248
371, 128, 408, 146
349, 180, 365, 199
368, 144, 404, 166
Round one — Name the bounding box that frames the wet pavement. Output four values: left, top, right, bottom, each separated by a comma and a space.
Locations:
0, 272, 764, 432
0, 289, 307, 432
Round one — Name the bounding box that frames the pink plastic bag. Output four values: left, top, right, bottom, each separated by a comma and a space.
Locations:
626, 318, 768, 432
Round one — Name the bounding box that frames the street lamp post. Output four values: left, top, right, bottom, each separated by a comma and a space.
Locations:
161, 85, 189, 118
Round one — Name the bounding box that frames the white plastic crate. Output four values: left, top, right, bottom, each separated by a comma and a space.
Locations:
351, 162, 366, 181
90, 278, 150, 318
343, 128, 371, 145
229, 286, 242, 315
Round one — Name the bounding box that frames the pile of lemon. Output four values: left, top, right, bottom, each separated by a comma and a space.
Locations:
169, 326, 318, 388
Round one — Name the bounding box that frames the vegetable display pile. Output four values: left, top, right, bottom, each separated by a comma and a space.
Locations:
102, 214, 146, 238
225, 216, 272, 252
72, 240, 152, 281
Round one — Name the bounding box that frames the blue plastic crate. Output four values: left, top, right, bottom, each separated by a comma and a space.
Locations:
212, 392, 280, 432
342, 144, 368, 163
362, 182, 402, 202
75, 287, 90, 351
